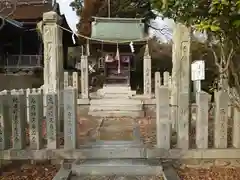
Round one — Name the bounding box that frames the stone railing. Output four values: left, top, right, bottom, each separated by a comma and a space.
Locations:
0, 86, 239, 160
155, 72, 238, 150
0, 87, 77, 151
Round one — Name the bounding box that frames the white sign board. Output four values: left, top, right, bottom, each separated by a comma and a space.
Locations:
191, 60, 205, 81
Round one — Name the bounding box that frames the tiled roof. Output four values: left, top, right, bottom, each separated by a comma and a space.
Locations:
0, 1, 52, 20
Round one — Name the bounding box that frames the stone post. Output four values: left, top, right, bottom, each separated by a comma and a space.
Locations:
64, 87, 77, 149
214, 90, 228, 148
156, 86, 170, 149
10, 90, 26, 149
233, 107, 240, 148
163, 71, 169, 86
171, 23, 191, 131
177, 92, 189, 149
154, 72, 161, 97
28, 90, 43, 149
46, 92, 59, 149
72, 72, 79, 97
43, 11, 64, 130
64, 71, 69, 89
196, 91, 209, 149
81, 55, 89, 99
143, 44, 152, 97
0, 91, 11, 150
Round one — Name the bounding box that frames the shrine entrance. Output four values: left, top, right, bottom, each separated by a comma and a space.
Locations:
104, 53, 132, 86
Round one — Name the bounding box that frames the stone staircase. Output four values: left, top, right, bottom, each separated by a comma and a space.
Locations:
89, 98, 144, 117
89, 85, 144, 117
97, 85, 136, 98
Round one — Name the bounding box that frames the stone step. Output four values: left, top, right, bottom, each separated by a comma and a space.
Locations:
71, 159, 163, 176
79, 140, 142, 148
101, 93, 135, 98
101, 85, 132, 91
89, 104, 143, 111
88, 110, 144, 117
90, 99, 143, 105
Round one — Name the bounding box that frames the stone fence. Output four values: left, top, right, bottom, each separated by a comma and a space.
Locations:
0, 87, 78, 150
155, 71, 239, 150
0, 81, 239, 160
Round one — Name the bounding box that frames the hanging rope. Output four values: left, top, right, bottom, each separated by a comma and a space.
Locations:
108, 0, 111, 18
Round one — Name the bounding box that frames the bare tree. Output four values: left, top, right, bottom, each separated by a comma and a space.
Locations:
0, 0, 18, 18
0, 0, 18, 30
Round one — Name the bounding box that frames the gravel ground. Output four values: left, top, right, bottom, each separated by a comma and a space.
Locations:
177, 167, 240, 180
1, 115, 237, 180
78, 175, 164, 180
0, 161, 59, 180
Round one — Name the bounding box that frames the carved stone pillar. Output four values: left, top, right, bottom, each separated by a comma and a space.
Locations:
143, 44, 151, 97
81, 55, 89, 99
171, 23, 191, 130
43, 11, 64, 127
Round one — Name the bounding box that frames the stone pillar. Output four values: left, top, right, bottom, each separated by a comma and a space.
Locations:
171, 23, 191, 131
163, 71, 169, 86
154, 72, 161, 97
10, 90, 26, 149
177, 92, 189, 149
46, 92, 59, 149
214, 90, 228, 148
81, 55, 89, 99
143, 44, 152, 97
43, 11, 64, 127
233, 107, 240, 148
63, 87, 77, 149
196, 91, 209, 149
64, 71, 69, 89
156, 86, 170, 149
28, 90, 43, 150
72, 72, 79, 97
0, 91, 11, 150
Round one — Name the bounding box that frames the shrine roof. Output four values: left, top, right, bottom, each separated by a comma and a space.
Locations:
91, 17, 146, 42
1, 1, 52, 21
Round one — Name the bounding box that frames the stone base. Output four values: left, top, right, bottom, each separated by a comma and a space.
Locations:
97, 85, 136, 98
71, 159, 163, 176
88, 110, 144, 117
89, 98, 143, 117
